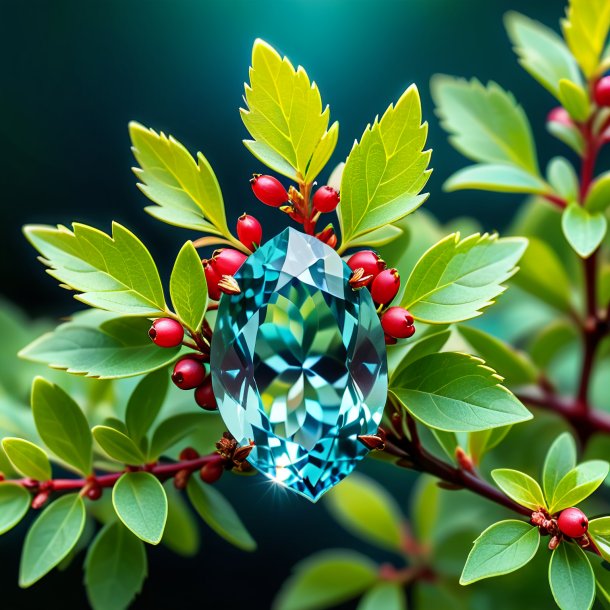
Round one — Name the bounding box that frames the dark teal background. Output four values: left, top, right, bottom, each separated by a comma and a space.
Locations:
0, 1, 571, 608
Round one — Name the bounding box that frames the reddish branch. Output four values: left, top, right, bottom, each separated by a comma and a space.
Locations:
2, 453, 227, 508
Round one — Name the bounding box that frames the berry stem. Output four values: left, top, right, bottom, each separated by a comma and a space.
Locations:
7, 453, 224, 499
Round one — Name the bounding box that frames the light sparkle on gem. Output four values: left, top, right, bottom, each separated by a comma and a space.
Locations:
210, 228, 388, 501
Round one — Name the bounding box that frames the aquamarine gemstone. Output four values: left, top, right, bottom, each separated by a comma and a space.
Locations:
210, 228, 388, 501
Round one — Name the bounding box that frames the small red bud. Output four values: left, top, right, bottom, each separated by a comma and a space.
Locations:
594, 76, 610, 107
250, 174, 289, 207
179, 447, 200, 461
32, 490, 51, 510
384, 334, 397, 345
455, 447, 474, 472
194, 376, 218, 411
312, 186, 340, 213
316, 223, 335, 243
547, 107, 572, 126
557, 507, 589, 538
203, 260, 222, 301
548, 535, 561, 550
381, 306, 415, 339
172, 357, 207, 390
210, 249, 247, 277
148, 318, 184, 348
237, 213, 263, 250
371, 268, 400, 305
86, 485, 103, 501
173, 468, 191, 490
347, 250, 386, 280
326, 234, 337, 249
200, 460, 224, 484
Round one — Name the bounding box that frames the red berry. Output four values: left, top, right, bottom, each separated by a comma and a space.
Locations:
594, 76, 610, 107
557, 507, 589, 538
381, 307, 415, 339
250, 174, 288, 207
86, 485, 103, 501
194, 376, 218, 411
237, 213, 263, 250
547, 106, 572, 126
313, 186, 340, 213
172, 357, 207, 390
210, 249, 247, 277
179, 447, 199, 461
148, 318, 184, 348
347, 250, 386, 280
203, 260, 222, 301
371, 268, 400, 305
200, 460, 224, 484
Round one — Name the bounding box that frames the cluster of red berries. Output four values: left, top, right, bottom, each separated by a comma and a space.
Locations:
346, 250, 415, 343
148, 318, 218, 410
250, 174, 340, 245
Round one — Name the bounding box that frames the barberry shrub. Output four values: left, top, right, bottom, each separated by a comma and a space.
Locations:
1, 1, 610, 608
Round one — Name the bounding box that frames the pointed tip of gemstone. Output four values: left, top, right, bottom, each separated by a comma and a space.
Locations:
210, 228, 388, 499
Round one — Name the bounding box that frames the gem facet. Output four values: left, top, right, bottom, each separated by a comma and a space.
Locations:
210, 228, 388, 501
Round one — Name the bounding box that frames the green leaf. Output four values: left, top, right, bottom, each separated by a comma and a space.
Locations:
457, 325, 538, 387
187, 478, 256, 551
0, 483, 31, 535
92, 426, 146, 465
549, 460, 609, 513
241, 39, 334, 179
504, 11, 583, 99
562, 203, 607, 258
24, 222, 166, 316
562, 0, 610, 78
170, 241, 208, 332
529, 320, 579, 369
273, 550, 378, 610
21, 312, 183, 379
337, 84, 431, 251
491, 469, 546, 511
2, 438, 52, 480
390, 352, 532, 432
149, 413, 207, 459
84, 521, 147, 610
585, 171, 610, 213
344, 224, 404, 249
549, 543, 595, 610
547, 119, 585, 156
129, 122, 234, 241
31, 377, 93, 474
431, 76, 539, 174
125, 369, 168, 444
468, 426, 512, 465
543, 433, 577, 502
161, 485, 200, 556
19, 494, 86, 587
512, 238, 573, 312
589, 517, 610, 562
325, 472, 404, 552
112, 472, 167, 545
357, 583, 406, 610
388, 327, 451, 379
460, 519, 540, 585
402, 233, 527, 324
558, 79, 591, 122
305, 121, 339, 183
444, 163, 549, 195
243, 140, 299, 180
547, 157, 579, 202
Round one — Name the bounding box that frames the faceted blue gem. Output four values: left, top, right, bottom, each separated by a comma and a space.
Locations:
210, 228, 388, 501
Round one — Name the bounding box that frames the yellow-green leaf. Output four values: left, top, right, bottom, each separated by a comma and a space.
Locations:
241, 39, 333, 179
2, 438, 52, 481
338, 84, 431, 251
562, 0, 610, 78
